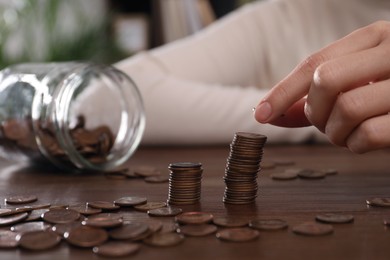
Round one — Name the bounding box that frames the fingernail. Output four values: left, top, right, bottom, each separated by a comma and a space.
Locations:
255, 102, 272, 122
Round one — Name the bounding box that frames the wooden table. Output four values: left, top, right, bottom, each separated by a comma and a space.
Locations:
0, 144, 390, 260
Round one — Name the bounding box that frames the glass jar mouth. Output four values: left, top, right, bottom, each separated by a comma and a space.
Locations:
38, 63, 145, 171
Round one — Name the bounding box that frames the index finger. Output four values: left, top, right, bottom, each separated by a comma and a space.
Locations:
254, 21, 386, 125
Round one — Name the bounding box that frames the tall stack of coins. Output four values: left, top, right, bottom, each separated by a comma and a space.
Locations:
167, 162, 203, 205
223, 132, 267, 204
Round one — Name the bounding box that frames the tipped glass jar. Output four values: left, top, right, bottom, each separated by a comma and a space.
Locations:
0, 62, 145, 171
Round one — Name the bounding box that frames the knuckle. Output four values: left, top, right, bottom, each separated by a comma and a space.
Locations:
334, 93, 361, 122
350, 121, 381, 153
312, 63, 339, 92
301, 53, 327, 74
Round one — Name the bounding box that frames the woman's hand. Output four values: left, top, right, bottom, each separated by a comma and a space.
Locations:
254, 21, 390, 153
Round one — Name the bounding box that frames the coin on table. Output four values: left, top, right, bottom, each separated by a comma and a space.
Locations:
213, 217, 249, 228
134, 166, 161, 177
144, 175, 169, 183
175, 212, 214, 225
43, 209, 80, 224
216, 228, 259, 242
292, 221, 334, 236
82, 213, 123, 228
134, 202, 167, 212
143, 232, 185, 247
322, 168, 338, 176
52, 222, 83, 237
147, 207, 183, 217
11, 221, 52, 233
249, 219, 288, 231
366, 197, 390, 207
0, 230, 19, 248
297, 169, 326, 179
271, 170, 299, 180
5, 195, 38, 205
93, 241, 140, 258
17, 230, 61, 250
177, 224, 217, 237
25, 209, 49, 221
67, 204, 102, 215
64, 226, 108, 247
114, 197, 147, 207
0, 212, 28, 226
109, 222, 149, 240
315, 213, 354, 224
87, 201, 120, 211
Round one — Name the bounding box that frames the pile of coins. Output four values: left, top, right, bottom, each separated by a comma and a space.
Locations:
223, 132, 267, 204
167, 162, 203, 205
0, 115, 114, 165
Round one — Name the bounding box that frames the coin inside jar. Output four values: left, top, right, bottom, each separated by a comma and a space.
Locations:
216, 228, 259, 242
93, 241, 140, 257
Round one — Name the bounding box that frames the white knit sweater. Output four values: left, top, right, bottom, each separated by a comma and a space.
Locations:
115, 0, 390, 145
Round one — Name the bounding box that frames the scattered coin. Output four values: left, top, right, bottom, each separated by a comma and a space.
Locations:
322, 168, 338, 176
175, 212, 214, 225
0, 230, 19, 248
67, 204, 102, 215
109, 222, 149, 240
143, 232, 185, 247
17, 231, 61, 250
271, 169, 299, 180
366, 197, 390, 207
147, 207, 183, 217
315, 213, 354, 224
43, 209, 80, 224
93, 241, 140, 258
216, 228, 259, 242
177, 224, 217, 237
64, 226, 108, 247
213, 217, 249, 228
134, 202, 167, 212
249, 219, 288, 231
87, 201, 120, 211
114, 196, 147, 207
25, 209, 49, 221
0, 212, 29, 226
11, 221, 52, 233
297, 169, 326, 180
292, 222, 334, 236
83, 213, 123, 228
52, 222, 83, 237
134, 166, 161, 177
5, 195, 38, 205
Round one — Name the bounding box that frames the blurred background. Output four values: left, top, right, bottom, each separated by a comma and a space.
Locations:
0, 0, 257, 69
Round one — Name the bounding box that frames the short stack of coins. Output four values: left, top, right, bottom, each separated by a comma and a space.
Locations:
223, 132, 267, 204
167, 162, 203, 205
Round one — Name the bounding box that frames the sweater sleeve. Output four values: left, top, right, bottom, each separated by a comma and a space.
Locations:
115, 0, 390, 145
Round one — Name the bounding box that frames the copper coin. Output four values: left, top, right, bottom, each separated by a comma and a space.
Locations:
322, 168, 338, 175
147, 207, 183, 217
11, 221, 51, 233
366, 197, 390, 207
25, 209, 49, 221
249, 219, 288, 231
134, 202, 167, 212
43, 209, 80, 224
87, 201, 120, 211
143, 232, 185, 247
177, 224, 217, 237
17, 231, 61, 250
175, 212, 214, 225
5, 195, 38, 205
109, 222, 149, 240
297, 169, 326, 179
83, 213, 123, 228
0, 230, 19, 248
64, 226, 108, 247
315, 213, 354, 224
67, 204, 102, 215
0, 212, 28, 226
114, 197, 147, 207
133, 166, 161, 177
52, 222, 83, 237
292, 222, 334, 236
213, 217, 248, 228
271, 169, 301, 180
93, 241, 140, 257
216, 228, 259, 242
